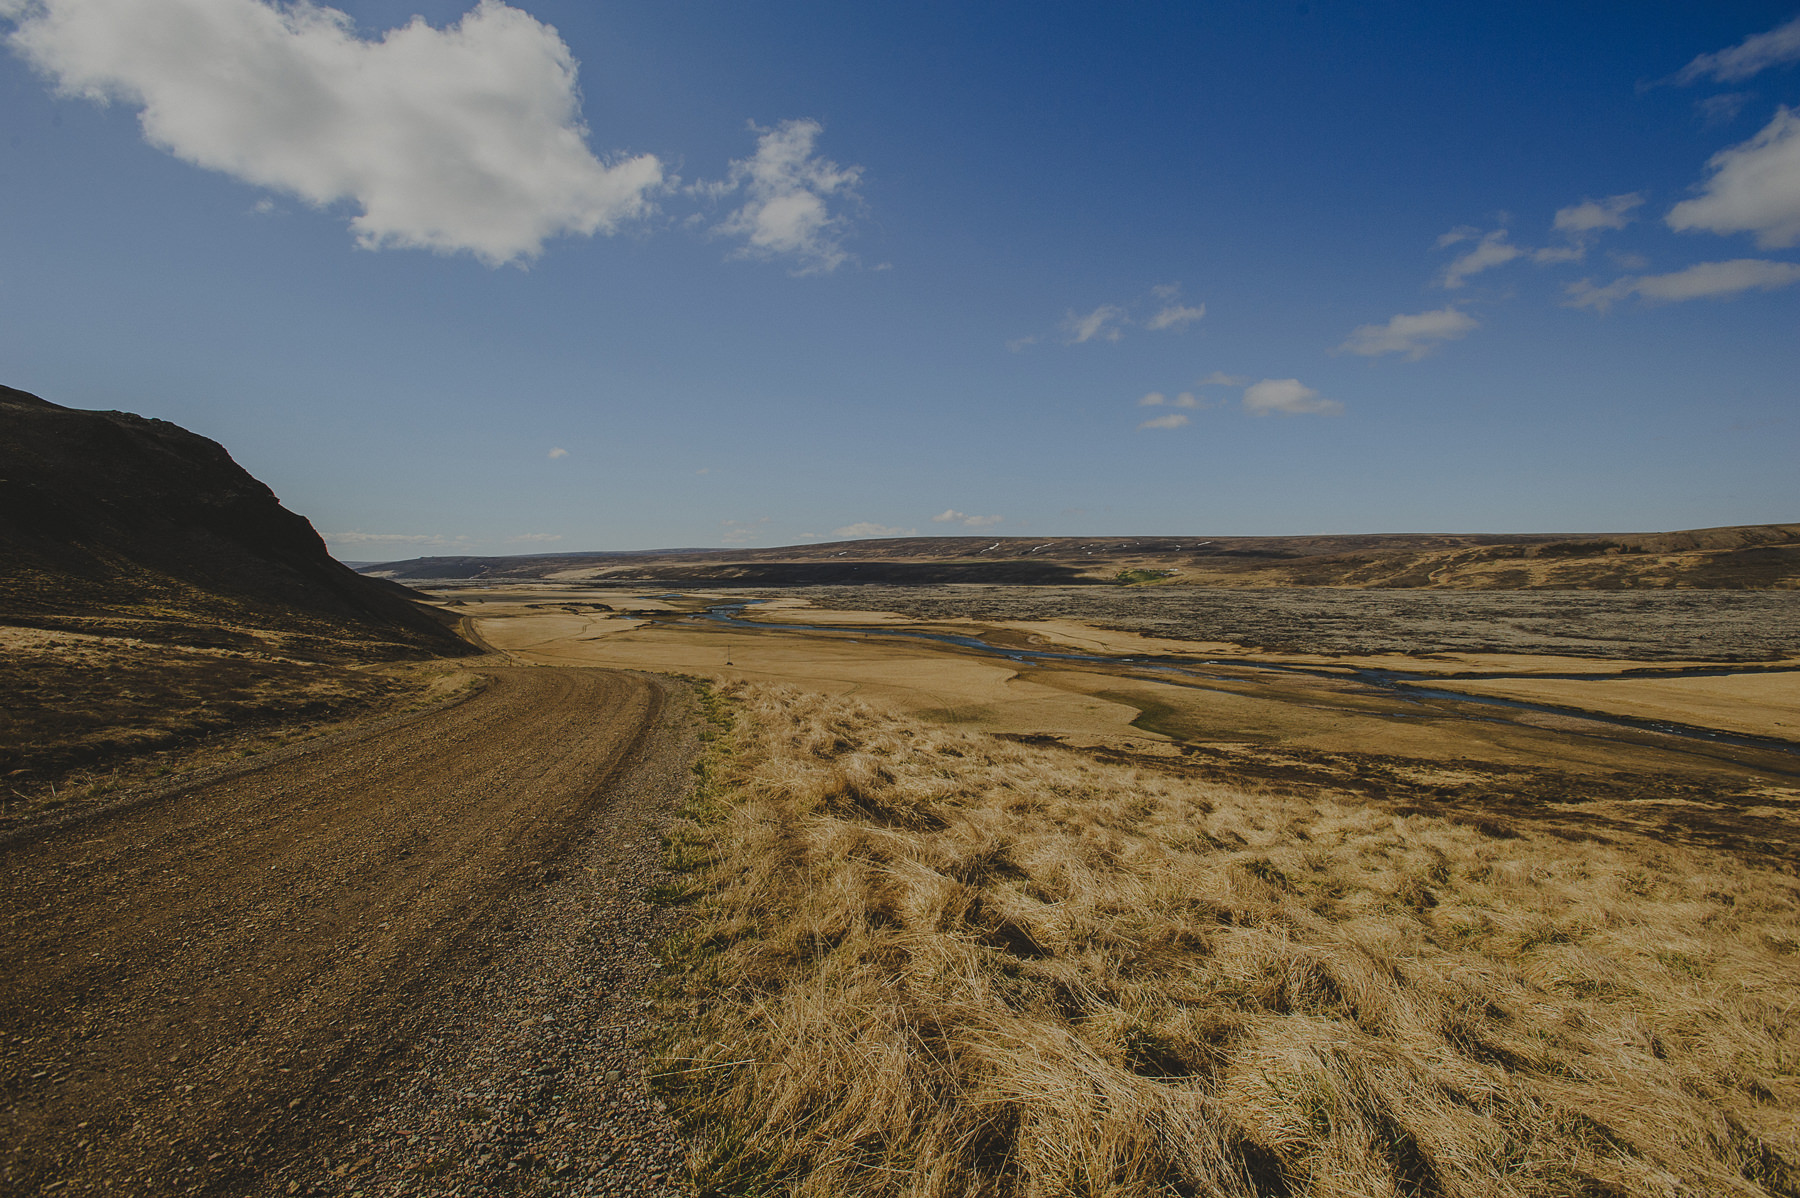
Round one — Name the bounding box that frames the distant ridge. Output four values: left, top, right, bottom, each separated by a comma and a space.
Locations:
0, 385, 471, 657
359, 526, 1800, 590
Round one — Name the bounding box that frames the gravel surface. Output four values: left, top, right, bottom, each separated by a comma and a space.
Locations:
1, 666, 701, 1197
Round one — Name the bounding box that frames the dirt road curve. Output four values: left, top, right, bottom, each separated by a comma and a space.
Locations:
2, 666, 697, 1197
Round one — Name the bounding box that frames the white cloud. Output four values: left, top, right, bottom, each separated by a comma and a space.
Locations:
1667, 107, 1800, 248
1441, 229, 1522, 287
1005, 334, 1037, 353
1698, 92, 1751, 126
1675, 14, 1800, 84
326, 530, 472, 548
719, 516, 772, 545
1140, 391, 1203, 408
1242, 378, 1342, 417
4, 0, 665, 265
1197, 371, 1248, 387
1150, 282, 1181, 300
1338, 306, 1478, 360
832, 522, 916, 538
1062, 304, 1128, 344
1436, 225, 1480, 248
547, 446, 568, 459
509, 532, 562, 543
1138, 412, 1189, 430
1146, 302, 1205, 331
930, 509, 1002, 528
1531, 245, 1585, 264
1553, 193, 1644, 235
711, 118, 862, 273
1566, 258, 1800, 311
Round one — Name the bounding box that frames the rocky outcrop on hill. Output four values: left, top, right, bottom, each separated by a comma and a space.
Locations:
0, 385, 469, 658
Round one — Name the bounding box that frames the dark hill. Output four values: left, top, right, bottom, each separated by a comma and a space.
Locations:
361, 525, 1800, 590
0, 385, 469, 658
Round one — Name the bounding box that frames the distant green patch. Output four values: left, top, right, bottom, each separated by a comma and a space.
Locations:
1114, 568, 1176, 585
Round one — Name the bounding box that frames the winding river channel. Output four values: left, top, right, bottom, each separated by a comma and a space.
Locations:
685, 600, 1800, 767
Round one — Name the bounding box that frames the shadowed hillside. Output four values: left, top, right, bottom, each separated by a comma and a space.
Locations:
0, 384, 472, 793
362, 525, 1800, 589
0, 385, 469, 657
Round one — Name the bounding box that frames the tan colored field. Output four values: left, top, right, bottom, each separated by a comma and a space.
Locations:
446, 586, 1800, 787
654, 683, 1800, 1198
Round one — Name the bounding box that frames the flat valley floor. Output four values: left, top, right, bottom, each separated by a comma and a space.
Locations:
449, 583, 1800, 862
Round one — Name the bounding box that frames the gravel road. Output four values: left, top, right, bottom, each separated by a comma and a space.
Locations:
1, 666, 700, 1197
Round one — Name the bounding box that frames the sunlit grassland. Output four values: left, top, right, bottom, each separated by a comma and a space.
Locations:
655, 683, 1800, 1197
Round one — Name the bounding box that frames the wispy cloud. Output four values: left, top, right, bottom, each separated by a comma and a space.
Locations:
709, 118, 863, 273
508, 532, 562, 543
1197, 371, 1248, 387
1338, 306, 1478, 360
1566, 258, 1800, 311
719, 516, 772, 544
326, 530, 472, 548
832, 521, 916, 538
931, 509, 1002, 528
1005, 334, 1037, 353
1138, 412, 1189, 430
1666, 107, 1800, 248
1242, 378, 1342, 416
547, 446, 569, 459
1138, 390, 1203, 408
1146, 302, 1205, 331
1552, 193, 1644, 236
3, 0, 664, 265
1674, 14, 1800, 85
1061, 304, 1129, 344
1441, 229, 1522, 287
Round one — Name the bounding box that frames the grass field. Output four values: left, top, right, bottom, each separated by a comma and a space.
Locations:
655, 683, 1800, 1198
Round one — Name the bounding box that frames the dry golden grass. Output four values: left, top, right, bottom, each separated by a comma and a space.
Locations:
656, 683, 1800, 1198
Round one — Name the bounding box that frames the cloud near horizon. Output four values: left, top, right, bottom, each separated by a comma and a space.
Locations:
4, 0, 666, 265
1666, 107, 1800, 249
508, 532, 562, 543
1565, 258, 1800, 311
327, 530, 472, 548
1242, 378, 1342, 416
931, 509, 1002, 528
832, 521, 916, 538
1339, 306, 1478, 360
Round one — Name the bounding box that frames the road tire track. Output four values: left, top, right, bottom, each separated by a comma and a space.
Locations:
1, 666, 695, 1196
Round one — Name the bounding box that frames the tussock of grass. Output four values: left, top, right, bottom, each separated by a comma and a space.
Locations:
657, 683, 1800, 1197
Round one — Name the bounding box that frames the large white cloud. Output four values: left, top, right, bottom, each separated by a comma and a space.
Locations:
1566, 258, 1800, 310
1242, 378, 1342, 417
1667, 107, 1800, 248
1675, 14, 1800, 84
4, 0, 666, 265
1338, 306, 1477, 360
711, 119, 862, 274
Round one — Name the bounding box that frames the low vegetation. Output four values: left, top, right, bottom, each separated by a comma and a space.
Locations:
656, 683, 1800, 1197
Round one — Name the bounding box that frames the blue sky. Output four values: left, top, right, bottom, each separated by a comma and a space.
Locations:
2, 1, 1797, 556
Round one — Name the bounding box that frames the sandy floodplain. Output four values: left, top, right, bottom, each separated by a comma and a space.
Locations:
436, 585, 1800, 794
